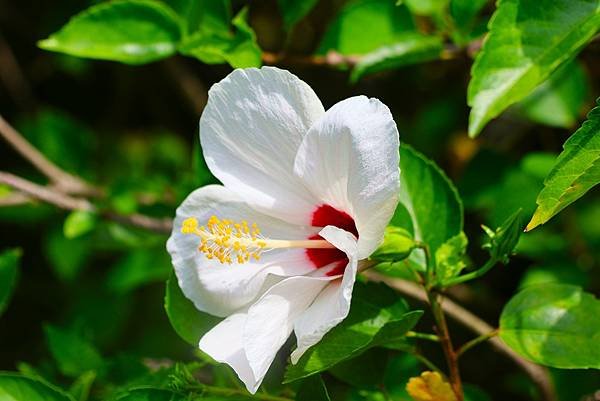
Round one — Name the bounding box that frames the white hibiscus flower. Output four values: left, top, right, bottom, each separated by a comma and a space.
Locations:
166, 66, 400, 393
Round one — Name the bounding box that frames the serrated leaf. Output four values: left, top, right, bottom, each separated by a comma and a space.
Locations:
435, 231, 468, 282
350, 34, 443, 82
63, 211, 97, 239
516, 60, 588, 129
318, 0, 416, 55
0, 373, 75, 401
277, 0, 319, 29
467, 0, 600, 137
499, 284, 600, 368
168, 0, 230, 34
164, 272, 220, 346
284, 282, 422, 382
0, 248, 21, 317
527, 102, 600, 230
38, 0, 182, 64
396, 145, 463, 268
45, 325, 104, 378
178, 7, 261, 68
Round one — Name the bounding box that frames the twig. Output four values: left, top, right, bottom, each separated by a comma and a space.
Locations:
0, 171, 172, 234
457, 329, 498, 358
0, 31, 35, 109
363, 271, 558, 401
0, 171, 93, 211
0, 114, 95, 194
163, 58, 208, 114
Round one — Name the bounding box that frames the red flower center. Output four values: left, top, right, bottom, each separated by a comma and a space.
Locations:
306, 204, 358, 276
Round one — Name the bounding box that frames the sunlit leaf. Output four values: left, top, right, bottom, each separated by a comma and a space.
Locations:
63, 211, 97, 239
38, 0, 182, 64
527, 101, 600, 230
318, 0, 416, 55
499, 284, 600, 368
467, 0, 600, 137
435, 232, 468, 282
396, 145, 463, 268
350, 34, 443, 82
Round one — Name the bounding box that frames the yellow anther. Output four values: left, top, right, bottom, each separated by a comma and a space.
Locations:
181, 217, 199, 234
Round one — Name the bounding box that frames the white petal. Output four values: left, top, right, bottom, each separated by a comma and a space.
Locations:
294, 96, 400, 258
291, 226, 359, 363
166, 185, 318, 317
243, 275, 330, 381
200, 67, 325, 225
198, 313, 260, 393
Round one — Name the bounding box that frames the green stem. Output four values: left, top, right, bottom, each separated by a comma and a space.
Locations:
405, 331, 440, 342
411, 352, 443, 373
442, 258, 498, 287
456, 329, 499, 358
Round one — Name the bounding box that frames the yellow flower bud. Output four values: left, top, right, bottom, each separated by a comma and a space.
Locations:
406, 371, 457, 401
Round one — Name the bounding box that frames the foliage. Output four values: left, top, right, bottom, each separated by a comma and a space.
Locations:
2, 0, 600, 401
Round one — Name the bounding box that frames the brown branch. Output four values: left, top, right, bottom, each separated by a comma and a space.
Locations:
163, 58, 208, 114
363, 271, 557, 401
0, 114, 96, 195
0, 171, 93, 211
0, 171, 172, 234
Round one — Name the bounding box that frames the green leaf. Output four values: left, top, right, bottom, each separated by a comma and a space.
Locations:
0, 372, 75, 401
482, 209, 523, 263
527, 101, 600, 230
38, 0, 182, 65
179, 7, 261, 68
435, 231, 468, 282
499, 284, 600, 368
516, 60, 588, 128
277, 0, 319, 29
396, 145, 463, 267
403, 0, 449, 16
350, 34, 444, 82
44, 325, 104, 378
467, 0, 600, 137
318, 0, 416, 55
68, 371, 96, 401
0, 249, 21, 317
450, 0, 488, 29
168, 0, 230, 34
370, 227, 415, 262
164, 272, 220, 346
63, 211, 97, 239
296, 375, 331, 401
284, 282, 422, 382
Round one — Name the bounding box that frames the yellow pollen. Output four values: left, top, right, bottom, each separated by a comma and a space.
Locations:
180, 215, 336, 266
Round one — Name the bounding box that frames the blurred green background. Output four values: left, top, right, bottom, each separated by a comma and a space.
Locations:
0, 1, 599, 400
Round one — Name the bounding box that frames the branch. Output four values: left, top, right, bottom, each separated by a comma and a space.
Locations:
0, 114, 96, 195
363, 271, 558, 401
0, 171, 172, 234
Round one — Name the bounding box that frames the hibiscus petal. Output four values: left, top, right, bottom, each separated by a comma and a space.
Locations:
200, 67, 325, 225
294, 96, 400, 258
198, 313, 259, 393
166, 185, 319, 317
243, 275, 330, 383
291, 226, 359, 363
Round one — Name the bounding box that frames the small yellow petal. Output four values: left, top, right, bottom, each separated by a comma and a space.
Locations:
406, 371, 457, 401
